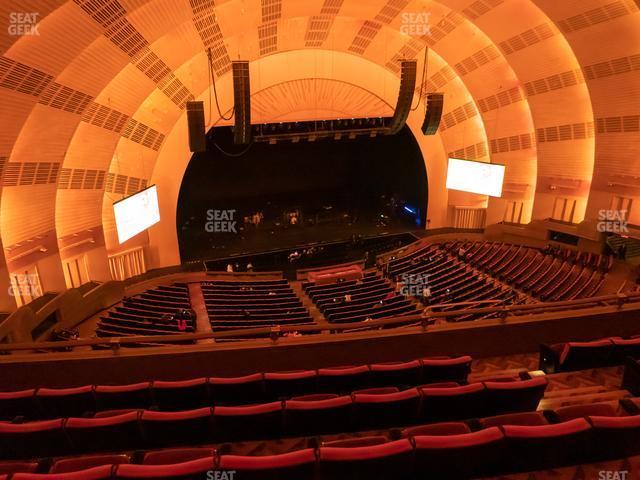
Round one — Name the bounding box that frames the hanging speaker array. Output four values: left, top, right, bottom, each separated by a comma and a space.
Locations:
421, 93, 444, 136
186, 101, 206, 153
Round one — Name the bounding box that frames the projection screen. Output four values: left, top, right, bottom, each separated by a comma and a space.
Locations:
446, 158, 505, 197
113, 185, 161, 244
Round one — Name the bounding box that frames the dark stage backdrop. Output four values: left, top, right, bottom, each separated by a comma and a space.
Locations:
177, 125, 427, 262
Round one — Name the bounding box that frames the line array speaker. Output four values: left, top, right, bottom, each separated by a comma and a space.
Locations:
232, 61, 252, 145
421, 93, 444, 135
387, 60, 417, 135
186, 101, 206, 152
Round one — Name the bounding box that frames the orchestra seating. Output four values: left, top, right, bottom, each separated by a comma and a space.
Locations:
95, 284, 195, 339
202, 279, 314, 334
303, 271, 418, 323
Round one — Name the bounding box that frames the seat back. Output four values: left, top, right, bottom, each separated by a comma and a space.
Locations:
0, 419, 69, 459
94, 383, 152, 412
560, 340, 615, 370
50, 454, 130, 473
264, 371, 317, 400
151, 378, 210, 410
414, 427, 505, 479
218, 449, 317, 480
0, 389, 37, 421
284, 396, 353, 436
210, 374, 264, 405
212, 402, 283, 442
141, 408, 213, 447
422, 356, 472, 384
317, 365, 370, 393
420, 383, 486, 422
589, 414, 640, 460
142, 447, 215, 465
13, 465, 113, 479
0, 461, 38, 475
353, 389, 421, 429
369, 360, 422, 388
115, 457, 215, 479
482, 377, 548, 416
66, 411, 142, 453
36, 386, 95, 418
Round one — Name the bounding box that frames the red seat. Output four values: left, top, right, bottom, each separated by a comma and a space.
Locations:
319, 439, 413, 480
66, 411, 142, 453
218, 449, 317, 480
114, 457, 215, 479
317, 365, 370, 394
323, 436, 388, 448
141, 407, 213, 447
0, 389, 37, 420
413, 427, 505, 479
554, 402, 617, 422
0, 461, 38, 474
210, 373, 264, 405
50, 454, 130, 473
0, 419, 69, 459
502, 418, 593, 471
483, 377, 548, 416
36, 386, 95, 419
421, 356, 472, 384
142, 447, 215, 465
13, 465, 113, 479
479, 411, 549, 428
284, 395, 352, 436
94, 382, 151, 412
264, 370, 317, 400
612, 336, 640, 362
420, 383, 486, 422
401, 421, 470, 437
212, 402, 283, 442
353, 388, 421, 429
588, 414, 640, 460
151, 378, 210, 411
369, 360, 422, 388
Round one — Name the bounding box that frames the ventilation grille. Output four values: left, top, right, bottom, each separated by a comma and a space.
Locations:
0, 57, 53, 97
348, 21, 382, 55
2, 162, 59, 187
120, 118, 165, 151
57, 168, 106, 189
375, 0, 410, 24
258, 22, 278, 55
440, 102, 479, 132
557, 1, 637, 34
415, 65, 456, 101
596, 115, 640, 133
104, 173, 148, 195
423, 11, 464, 47
583, 54, 640, 80
523, 69, 585, 97
462, 0, 504, 20
192, 1, 232, 76
448, 142, 488, 160
477, 87, 523, 113
490, 133, 535, 154
305, 0, 343, 47
454, 45, 501, 76
386, 39, 423, 73
499, 23, 555, 55
261, 0, 282, 22
38, 82, 93, 114
537, 122, 595, 142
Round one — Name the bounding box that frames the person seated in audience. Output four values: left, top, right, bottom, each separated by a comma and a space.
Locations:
157, 313, 175, 325
423, 286, 432, 304
344, 294, 352, 302
246, 262, 254, 272
226, 263, 234, 273
268, 290, 276, 296
458, 246, 467, 258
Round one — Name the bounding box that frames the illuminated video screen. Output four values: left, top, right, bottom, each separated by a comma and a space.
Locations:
113, 185, 160, 244
446, 158, 505, 197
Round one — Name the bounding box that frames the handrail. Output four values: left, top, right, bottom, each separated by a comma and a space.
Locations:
1, 291, 639, 353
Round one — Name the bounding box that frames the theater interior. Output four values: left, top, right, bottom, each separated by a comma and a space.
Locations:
0, 0, 640, 478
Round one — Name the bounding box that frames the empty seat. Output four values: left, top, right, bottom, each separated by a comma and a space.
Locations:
421, 356, 472, 384
0, 419, 69, 459
0, 389, 37, 420
479, 411, 549, 428
414, 427, 505, 479
369, 360, 421, 388
264, 371, 317, 400
284, 395, 352, 436
319, 439, 413, 480
0, 462, 38, 474
323, 436, 388, 448
553, 402, 617, 422
13, 465, 113, 479
151, 378, 210, 410
210, 373, 264, 405
483, 377, 548, 416
401, 422, 470, 437
115, 457, 215, 479
588, 414, 640, 460
212, 402, 283, 442
353, 388, 420, 429
502, 418, 593, 472
66, 411, 142, 453
218, 449, 317, 480
540, 339, 614, 373
142, 447, 215, 465
420, 383, 486, 422
36, 386, 95, 418
50, 454, 130, 473
141, 408, 212, 447
317, 365, 370, 393
94, 383, 151, 412
611, 337, 640, 362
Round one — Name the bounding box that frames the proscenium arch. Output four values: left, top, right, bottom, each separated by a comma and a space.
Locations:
146, 50, 449, 267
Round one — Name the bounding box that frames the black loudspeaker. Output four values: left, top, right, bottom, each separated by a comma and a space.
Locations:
232, 61, 251, 145
387, 60, 417, 135
421, 93, 444, 135
186, 101, 206, 152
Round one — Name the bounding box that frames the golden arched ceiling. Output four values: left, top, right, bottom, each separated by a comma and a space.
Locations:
0, 0, 637, 310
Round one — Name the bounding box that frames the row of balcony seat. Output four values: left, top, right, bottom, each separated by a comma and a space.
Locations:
1, 399, 639, 479
0, 377, 548, 460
